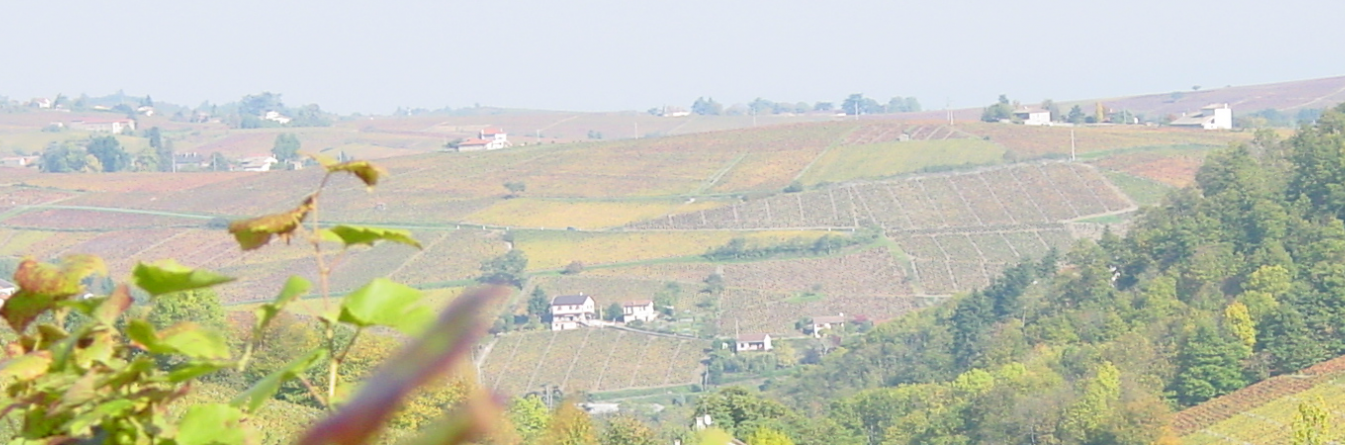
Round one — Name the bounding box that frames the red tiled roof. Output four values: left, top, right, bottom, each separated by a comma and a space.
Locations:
481, 127, 505, 135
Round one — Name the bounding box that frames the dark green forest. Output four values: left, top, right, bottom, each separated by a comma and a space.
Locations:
689, 104, 1345, 445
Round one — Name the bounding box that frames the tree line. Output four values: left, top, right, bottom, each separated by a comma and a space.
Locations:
684, 94, 920, 117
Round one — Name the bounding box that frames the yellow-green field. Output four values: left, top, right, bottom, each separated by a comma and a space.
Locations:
463, 198, 728, 229
1182, 374, 1345, 445
799, 139, 1006, 185
513, 229, 840, 270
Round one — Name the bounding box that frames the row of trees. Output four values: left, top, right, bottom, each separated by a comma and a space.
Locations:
687, 94, 921, 117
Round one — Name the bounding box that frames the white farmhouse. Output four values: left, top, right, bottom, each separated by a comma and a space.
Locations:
71, 118, 137, 134
1170, 104, 1233, 130
550, 294, 596, 330
456, 127, 511, 152
237, 155, 280, 172
734, 333, 773, 352
621, 300, 658, 323
1013, 107, 1052, 126
264, 110, 293, 125
809, 314, 846, 337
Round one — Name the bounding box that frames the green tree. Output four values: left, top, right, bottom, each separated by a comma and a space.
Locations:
1172, 321, 1249, 406
272, 133, 301, 162
87, 135, 129, 172
509, 395, 552, 444
980, 95, 1014, 122
692, 97, 723, 116
606, 302, 624, 322
529, 287, 551, 320
1224, 301, 1257, 351
545, 402, 597, 445
480, 250, 529, 287
600, 416, 658, 445
1067, 105, 1087, 124
746, 427, 794, 445
504, 181, 527, 198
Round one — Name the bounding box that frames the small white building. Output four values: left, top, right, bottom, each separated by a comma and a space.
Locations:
1170, 104, 1233, 130
264, 110, 292, 125
0, 278, 15, 300
621, 300, 658, 323
71, 118, 136, 134
551, 294, 596, 330
30, 98, 53, 109
1014, 107, 1052, 126
0, 156, 37, 168
810, 314, 846, 337
237, 155, 279, 172
734, 333, 773, 352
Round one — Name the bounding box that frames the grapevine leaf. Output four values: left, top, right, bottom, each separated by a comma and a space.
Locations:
133, 260, 235, 297
92, 285, 133, 325
177, 404, 249, 445
168, 362, 229, 383
0, 351, 52, 382
13, 255, 107, 296
227, 196, 315, 250
253, 276, 311, 336
126, 319, 166, 353
325, 225, 422, 249
68, 399, 134, 437
299, 286, 505, 445
232, 348, 327, 413
1, 291, 54, 332
307, 152, 339, 167
159, 322, 231, 360
325, 160, 386, 188
339, 278, 425, 331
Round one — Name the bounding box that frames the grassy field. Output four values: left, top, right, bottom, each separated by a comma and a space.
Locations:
463, 198, 728, 230
798, 139, 1006, 185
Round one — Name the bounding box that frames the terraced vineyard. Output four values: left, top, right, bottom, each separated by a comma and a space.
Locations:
716, 247, 926, 334
894, 226, 1074, 294
628, 162, 1131, 232
479, 329, 706, 395
1179, 354, 1345, 445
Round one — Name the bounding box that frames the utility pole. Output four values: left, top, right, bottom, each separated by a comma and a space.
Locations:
1070, 128, 1077, 161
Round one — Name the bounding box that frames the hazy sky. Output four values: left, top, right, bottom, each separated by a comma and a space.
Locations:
2, 0, 1343, 114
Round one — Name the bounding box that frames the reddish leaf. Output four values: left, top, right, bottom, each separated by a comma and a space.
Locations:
326, 160, 386, 188
227, 196, 315, 250
93, 285, 133, 325
0, 291, 54, 332
298, 286, 505, 445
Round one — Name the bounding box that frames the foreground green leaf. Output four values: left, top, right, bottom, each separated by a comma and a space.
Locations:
177, 404, 249, 445
339, 278, 430, 333
253, 276, 311, 336
325, 225, 422, 249
133, 260, 235, 297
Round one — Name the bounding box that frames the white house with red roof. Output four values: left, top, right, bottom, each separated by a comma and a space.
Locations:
456, 127, 511, 152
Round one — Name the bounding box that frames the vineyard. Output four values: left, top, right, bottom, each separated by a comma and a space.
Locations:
1177, 354, 1345, 443
715, 247, 929, 334
512, 230, 836, 270
463, 198, 727, 230
478, 329, 707, 395
893, 226, 1074, 294
956, 122, 1249, 159
627, 162, 1133, 232
798, 139, 1006, 185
